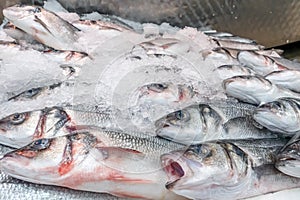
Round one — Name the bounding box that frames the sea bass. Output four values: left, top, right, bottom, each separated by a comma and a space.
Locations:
3, 5, 82, 51
253, 98, 300, 134
155, 100, 276, 144
160, 138, 300, 200
0, 128, 185, 200
0, 106, 114, 148
223, 75, 300, 105
276, 134, 300, 178
265, 69, 300, 93
136, 82, 197, 106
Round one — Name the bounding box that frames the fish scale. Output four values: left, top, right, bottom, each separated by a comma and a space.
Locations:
161, 138, 300, 200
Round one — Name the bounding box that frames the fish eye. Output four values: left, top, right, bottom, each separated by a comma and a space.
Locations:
171, 110, 190, 123
193, 145, 211, 157
34, 7, 41, 13
9, 113, 27, 125
31, 139, 50, 150
23, 88, 42, 98
147, 83, 168, 92
175, 110, 185, 120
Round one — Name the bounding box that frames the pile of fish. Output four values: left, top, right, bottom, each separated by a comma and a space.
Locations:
1, 1, 300, 200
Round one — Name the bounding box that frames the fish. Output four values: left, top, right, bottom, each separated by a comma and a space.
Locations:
0, 128, 185, 200
155, 100, 276, 144
160, 138, 300, 200
7, 82, 64, 101
253, 98, 300, 134
3, 5, 82, 51
213, 64, 255, 80
276, 134, 300, 178
237, 51, 287, 75
0, 105, 115, 148
0, 107, 70, 148
2, 21, 50, 51
0, 170, 121, 200
265, 69, 300, 93
223, 75, 300, 105
136, 82, 196, 106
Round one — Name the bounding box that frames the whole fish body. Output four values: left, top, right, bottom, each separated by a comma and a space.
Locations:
160, 138, 300, 200
0, 127, 185, 200
155, 100, 277, 144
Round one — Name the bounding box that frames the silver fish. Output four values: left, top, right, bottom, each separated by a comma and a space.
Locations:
3, 5, 82, 51
265, 69, 300, 93
0, 170, 121, 200
136, 82, 196, 106
3, 21, 36, 41
160, 138, 299, 200
223, 75, 300, 105
0, 107, 69, 148
7, 82, 64, 101
0, 105, 115, 148
0, 128, 185, 200
214, 64, 255, 80
155, 101, 276, 144
276, 134, 300, 178
237, 51, 287, 75
253, 98, 300, 134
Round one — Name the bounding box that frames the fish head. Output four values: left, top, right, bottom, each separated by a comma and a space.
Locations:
253, 99, 299, 133
3, 5, 80, 51
0, 107, 70, 148
223, 75, 273, 104
276, 139, 300, 178
0, 132, 97, 183
3, 5, 51, 42
155, 105, 202, 144
137, 83, 195, 105
161, 143, 232, 199
3, 5, 42, 21
155, 104, 222, 144
0, 111, 39, 147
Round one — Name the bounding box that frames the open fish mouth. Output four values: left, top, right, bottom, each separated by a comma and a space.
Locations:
160, 153, 185, 189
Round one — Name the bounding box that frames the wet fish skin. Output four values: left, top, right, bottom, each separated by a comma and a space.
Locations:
161, 138, 298, 200
237, 51, 286, 75
214, 64, 255, 80
276, 135, 300, 178
223, 75, 300, 105
253, 98, 300, 134
265, 69, 300, 93
0, 171, 123, 200
0, 104, 117, 148
137, 82, 196, 106
0, 107, 70, 148
155, 101, 276, 144
0, 128, 185, 200
8, 82, 63, 101
3, 5, 82, 51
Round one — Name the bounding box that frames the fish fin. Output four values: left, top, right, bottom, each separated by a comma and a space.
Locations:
34, 15, 53, 36
93, 147, 146, 162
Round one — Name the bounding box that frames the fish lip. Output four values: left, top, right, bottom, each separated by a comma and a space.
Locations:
154, 118, 169, 129
161, 153, 185, 189
277, 154, 298, 162
222, 78, 235, 90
